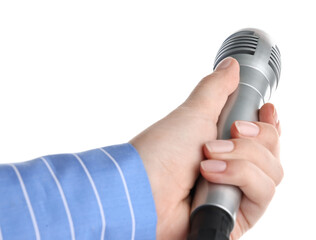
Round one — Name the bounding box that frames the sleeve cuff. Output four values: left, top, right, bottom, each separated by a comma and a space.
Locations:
100, 143, 157, 239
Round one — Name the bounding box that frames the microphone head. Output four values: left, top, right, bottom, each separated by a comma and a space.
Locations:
213, 28, 281, 99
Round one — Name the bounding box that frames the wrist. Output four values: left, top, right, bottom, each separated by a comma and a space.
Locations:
129, 138, 165, 207
129, 138, 178, 237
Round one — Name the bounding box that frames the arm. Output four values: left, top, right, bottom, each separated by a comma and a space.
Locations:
0, 143, 156, 240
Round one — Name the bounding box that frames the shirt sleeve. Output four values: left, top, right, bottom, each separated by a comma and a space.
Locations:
0, 143, 157, 240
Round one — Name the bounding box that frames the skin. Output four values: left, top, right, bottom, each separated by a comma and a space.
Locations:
130, 57, 283, 240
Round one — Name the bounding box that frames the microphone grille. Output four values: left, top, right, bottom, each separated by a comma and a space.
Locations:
214, 30, 259, 69
268, 45, 281, 81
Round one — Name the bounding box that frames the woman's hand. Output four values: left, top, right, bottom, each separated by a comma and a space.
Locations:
200, 104, 282, 239
130, 57, 283, 239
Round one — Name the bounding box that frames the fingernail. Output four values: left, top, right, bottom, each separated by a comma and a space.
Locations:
201, 160, 227, 173
215, 57, 233, 71
273, 107, 279, 125
206, 140, 234, 153
235, 121, 260, 137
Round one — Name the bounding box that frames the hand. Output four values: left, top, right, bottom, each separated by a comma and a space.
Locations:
129, 57, 283, 240
200, 106, 282, 239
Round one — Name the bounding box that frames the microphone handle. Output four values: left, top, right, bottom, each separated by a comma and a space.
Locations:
188, 66, 267, 240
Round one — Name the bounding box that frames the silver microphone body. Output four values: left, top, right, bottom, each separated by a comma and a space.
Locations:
188, 28, 281, 240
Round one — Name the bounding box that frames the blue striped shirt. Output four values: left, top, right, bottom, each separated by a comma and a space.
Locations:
0, 143, 157, 240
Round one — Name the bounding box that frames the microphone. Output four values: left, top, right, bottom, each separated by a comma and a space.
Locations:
188, 28, 281, 240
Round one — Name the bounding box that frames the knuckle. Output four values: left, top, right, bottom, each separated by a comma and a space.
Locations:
276, 163, 284, 185
200, 72, 218, 86
259, 178, 276, 207
232, 138, 262, 158
267, 179, 276, 201
237, 160, 254, 185
261, 122, 280, 143
258, 123, 280, 153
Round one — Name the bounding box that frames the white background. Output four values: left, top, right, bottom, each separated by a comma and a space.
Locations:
0, 1, 315, 239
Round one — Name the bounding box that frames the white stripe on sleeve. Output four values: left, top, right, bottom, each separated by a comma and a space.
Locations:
72, 153, 106, 240
9, 164, 41, 240
0, 226, 3, 240
41, 157, 75, 240
99, 148, 135, 240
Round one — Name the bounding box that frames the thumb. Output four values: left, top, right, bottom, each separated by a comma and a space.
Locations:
182, 57, 240, 123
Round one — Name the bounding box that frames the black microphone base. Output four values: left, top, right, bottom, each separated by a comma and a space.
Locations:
187, 205, 234, 240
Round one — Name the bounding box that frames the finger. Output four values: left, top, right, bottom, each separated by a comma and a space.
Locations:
200, 159, 276, 209
182, 57, 240, 123
276, 120, 281, 136
203, 139, 284, 185
230, 120, 280, 158
259, 103, 281, 136
259, 103, 276, 125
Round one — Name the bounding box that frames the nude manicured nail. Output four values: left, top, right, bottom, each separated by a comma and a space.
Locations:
206, 140, 234, 153
201, 160, 227, 173
235, 121, 260, 137
273, 107, 279, 125
215, 57, 233, 70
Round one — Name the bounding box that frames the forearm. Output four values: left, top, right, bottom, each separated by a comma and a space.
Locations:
0, 143, 157, 239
